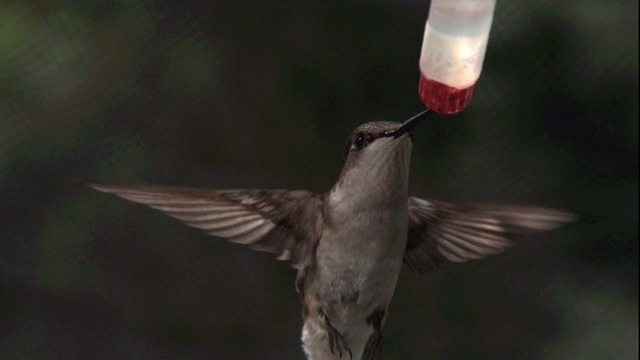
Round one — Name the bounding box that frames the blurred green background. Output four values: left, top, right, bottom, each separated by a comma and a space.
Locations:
0, 1, 637, 359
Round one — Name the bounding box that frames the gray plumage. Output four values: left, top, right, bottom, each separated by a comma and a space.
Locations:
90, 119, 575, 360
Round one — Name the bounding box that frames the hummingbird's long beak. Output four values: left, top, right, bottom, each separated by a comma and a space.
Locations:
384, 108, 434, 138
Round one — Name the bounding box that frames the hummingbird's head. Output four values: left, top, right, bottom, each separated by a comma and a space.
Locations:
333, 110, 433, 200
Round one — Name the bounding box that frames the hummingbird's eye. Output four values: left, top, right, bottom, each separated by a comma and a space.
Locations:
353, 133, 372, 150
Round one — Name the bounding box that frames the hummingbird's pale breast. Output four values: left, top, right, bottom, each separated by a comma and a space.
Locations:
301, 130, 414, 360
320, 133, 413, 304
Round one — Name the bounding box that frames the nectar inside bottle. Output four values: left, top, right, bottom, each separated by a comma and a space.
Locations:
419, 73, 475, 114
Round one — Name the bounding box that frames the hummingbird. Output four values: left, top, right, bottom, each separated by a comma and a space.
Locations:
90, 109, 575, 360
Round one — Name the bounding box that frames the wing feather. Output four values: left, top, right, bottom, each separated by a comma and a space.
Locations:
90, 182, 323, 268
405, 197, 576, 274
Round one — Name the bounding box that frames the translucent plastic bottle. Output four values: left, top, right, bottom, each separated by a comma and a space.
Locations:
418, 0, 496, 114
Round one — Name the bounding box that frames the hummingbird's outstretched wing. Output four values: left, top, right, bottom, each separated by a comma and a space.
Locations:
404, 197, 576, 274
89, 182, 323, 268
